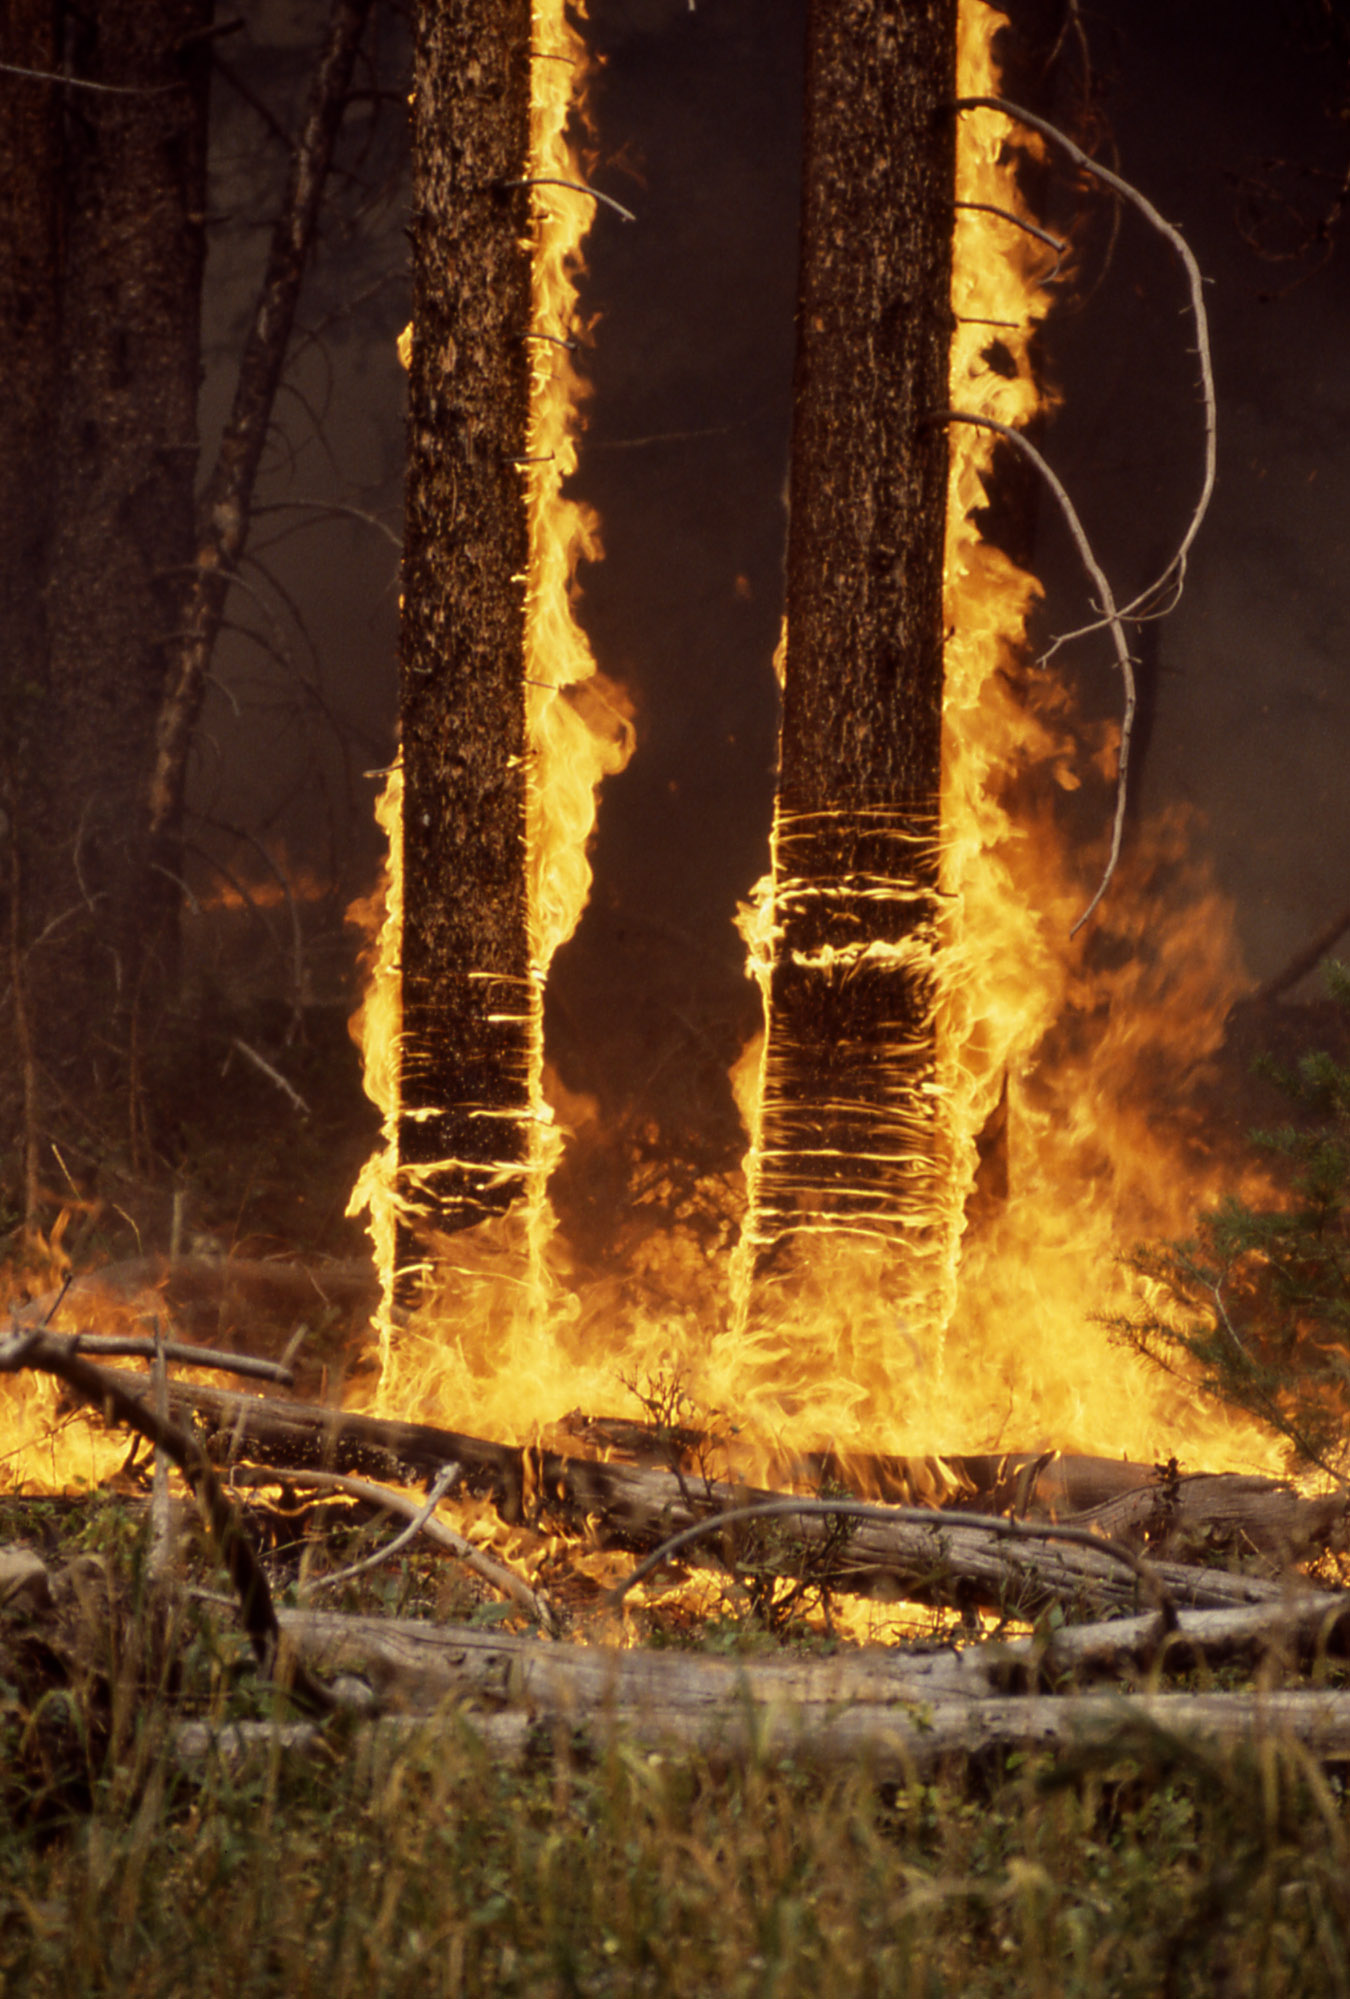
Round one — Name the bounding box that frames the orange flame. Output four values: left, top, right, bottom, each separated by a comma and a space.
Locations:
352, 0, 635, 1425
341, 0, 1284, 1487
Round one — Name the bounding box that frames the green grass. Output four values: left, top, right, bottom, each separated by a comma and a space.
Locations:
3, 1495, 1350, 1995
1, 1704, 1350, 1996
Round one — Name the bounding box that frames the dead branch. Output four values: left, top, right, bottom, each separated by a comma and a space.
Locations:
87, 1374, 1287, 1620
1250, 901, 1350, 1005
0, 1332, 333, 1713
148, 0, 374, 842
224, 1463, 560, 1633
935, 408, 1134, 933
954, 94, 1216, 628
606, 1496, 1178, 1631
37, 1328, 296, 1387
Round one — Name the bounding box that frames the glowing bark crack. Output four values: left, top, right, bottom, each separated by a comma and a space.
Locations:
739, 807, 946, 1268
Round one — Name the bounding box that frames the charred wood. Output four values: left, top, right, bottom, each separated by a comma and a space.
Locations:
89, 1373, 1287, 1619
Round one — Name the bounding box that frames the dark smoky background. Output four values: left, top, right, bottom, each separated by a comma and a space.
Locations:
192, 0, 1350, 1228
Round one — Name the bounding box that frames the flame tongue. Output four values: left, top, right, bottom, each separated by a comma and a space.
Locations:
339, 0, 1284, 1481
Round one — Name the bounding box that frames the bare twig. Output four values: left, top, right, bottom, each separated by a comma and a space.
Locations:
225, 1464, 561, 1633
300, 1462, 459, 1591
498, 175, 636, 224
933, 409, 1135, 931
249, 497, 402, 551
148, 0, 374, 842
954, 200, 1067, 277
0, 1330, 333, 1711
0, 57, 184, 96
607, 1497, 1177, 1630
955, 95, 1216, 633
1251, 902, 1350, 1005
230, 1038, 311, 1119
149, 1321, 173, 1579
50, 1331, 296, 1387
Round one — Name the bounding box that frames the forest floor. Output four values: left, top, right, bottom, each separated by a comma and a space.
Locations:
2, 989, 1350, 1994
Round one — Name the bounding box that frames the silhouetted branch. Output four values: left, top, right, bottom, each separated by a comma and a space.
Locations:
149, 0, 374, 842
956, 95, 1215, 636
934, 410, 1135, 932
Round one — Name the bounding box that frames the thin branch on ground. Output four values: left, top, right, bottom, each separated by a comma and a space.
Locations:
606, 1496, 1177, 1630
0, 1329, 334, 1712
300, 1462, 460, 1592
224, 1465, 562, 1633
933, 409, 1135, 932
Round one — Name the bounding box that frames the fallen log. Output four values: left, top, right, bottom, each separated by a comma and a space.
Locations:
85, 1372, 1285, 1619
274, 1589, 1350, 1717
1070, 1473, 1349, 1565
173, 1688, 1350, 1786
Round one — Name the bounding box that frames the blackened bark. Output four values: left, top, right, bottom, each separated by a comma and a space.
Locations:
395, 1, 535, 1278
747, 0, 957, 1270
0, 0, 210, 1197
0, 0, 61, 1220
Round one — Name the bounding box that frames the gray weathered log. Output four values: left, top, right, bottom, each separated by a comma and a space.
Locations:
276, 1590, 1350, 1717
174, 1688, 1350, 1786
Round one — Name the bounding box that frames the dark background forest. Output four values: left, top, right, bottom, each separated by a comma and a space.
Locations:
1, 0, 1347, 1266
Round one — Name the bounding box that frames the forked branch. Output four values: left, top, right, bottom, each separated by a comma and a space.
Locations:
954, 94, 1216, 632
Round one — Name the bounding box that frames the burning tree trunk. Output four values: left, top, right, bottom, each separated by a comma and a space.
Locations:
741, 0, 957, 1292
394, 0, 536, 1288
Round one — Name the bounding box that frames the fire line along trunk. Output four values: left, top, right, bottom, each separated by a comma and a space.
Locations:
745, 0, 957, 1282
395, 0, 536, 1289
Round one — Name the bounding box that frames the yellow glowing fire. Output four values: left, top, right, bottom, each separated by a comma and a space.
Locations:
0, 0, 1290, 1495
347, 0, 1286, 1484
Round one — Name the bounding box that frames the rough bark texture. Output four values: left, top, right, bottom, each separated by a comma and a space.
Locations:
395, 0, 536, 1276
0, 0, 61, 1222
0, 0, 210, 1193
747, 0, 957, 1270
103, 1373, 1287, 1618
273, 1589, 1350, 1715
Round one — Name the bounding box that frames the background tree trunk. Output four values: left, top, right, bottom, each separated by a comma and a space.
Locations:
395, 0, 535, 1286
0, 0, 210, 1210
743, 0, 957, 1281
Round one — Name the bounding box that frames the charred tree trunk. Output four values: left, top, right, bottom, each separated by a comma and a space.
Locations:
0, 0, 210, 1203
0, 0, 61, 1225
744, 0, 957, 1282
395, 1, 536, 1289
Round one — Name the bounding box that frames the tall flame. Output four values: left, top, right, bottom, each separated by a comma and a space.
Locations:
337, 0, 1288, 1481
351, 0, 634, 1425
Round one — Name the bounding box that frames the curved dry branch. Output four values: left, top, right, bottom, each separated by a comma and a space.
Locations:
934, 409, 1135, 932
954, 94, 1215, 635
225, 1464, 560, 1633
607, 1495, 1177, 1630
0, 1328, 334, 1712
